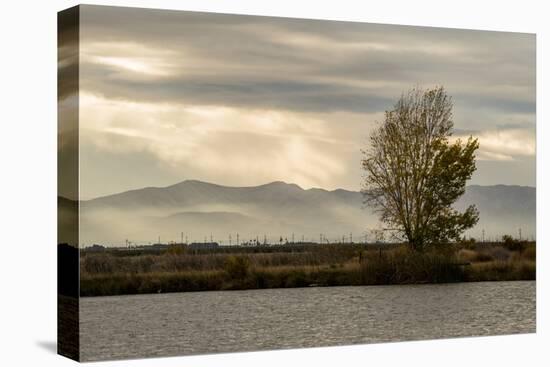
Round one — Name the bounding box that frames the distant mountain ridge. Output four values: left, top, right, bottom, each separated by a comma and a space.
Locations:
63, 180, 535, 246
85, 180, 355, 210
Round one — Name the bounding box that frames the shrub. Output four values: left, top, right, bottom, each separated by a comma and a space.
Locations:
359, 246, 465, 284
458, 237, 477, 250
165, 244, 185, 255
501, 235, 526, 252
458, 249, 494, 263
467, 260, 535, 282
457, 249, 476, 262
223, 255, 251, 279
488, 246, 511, 261
82, 254, 115, 274
523, 244, 536, 261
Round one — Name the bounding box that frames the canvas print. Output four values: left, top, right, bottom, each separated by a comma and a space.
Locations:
58, 5, 536, 362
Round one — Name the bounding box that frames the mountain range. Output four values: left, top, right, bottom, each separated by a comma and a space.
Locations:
59, 180, 535, 246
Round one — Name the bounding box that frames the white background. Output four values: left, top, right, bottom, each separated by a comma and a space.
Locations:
0, 0, 547, 365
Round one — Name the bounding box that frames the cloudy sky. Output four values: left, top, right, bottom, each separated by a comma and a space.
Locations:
69, 5, 535, 199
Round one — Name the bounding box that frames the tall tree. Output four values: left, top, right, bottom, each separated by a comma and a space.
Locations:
361, 87, 479, 250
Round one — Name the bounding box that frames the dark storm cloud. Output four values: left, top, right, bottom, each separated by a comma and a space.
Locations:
78, 5, 535, 116
454, 94, 535, 115
81, 67, 394, 113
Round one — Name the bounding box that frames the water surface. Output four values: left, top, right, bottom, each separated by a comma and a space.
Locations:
80, 281, 535, 361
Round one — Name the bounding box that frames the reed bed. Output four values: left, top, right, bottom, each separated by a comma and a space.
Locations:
79, 242, 535, 296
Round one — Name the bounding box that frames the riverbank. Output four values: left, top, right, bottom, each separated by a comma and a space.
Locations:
79, 241, 535, 296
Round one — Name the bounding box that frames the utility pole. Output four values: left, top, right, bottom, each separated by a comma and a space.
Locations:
519, 228, 522, 241
482, 229, 485, 243
350, 233, 353, 243
237, 233, 239, 246
292, 233, 294, 244
320, 233, 322, 244
158, 236, 161, 245
229, 234, 232, 246
181, 232, 183, 245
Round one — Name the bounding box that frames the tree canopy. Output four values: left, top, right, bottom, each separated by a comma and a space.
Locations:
361, 86, 479, 250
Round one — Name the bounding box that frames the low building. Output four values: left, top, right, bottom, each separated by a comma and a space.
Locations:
189, 242, 219, 250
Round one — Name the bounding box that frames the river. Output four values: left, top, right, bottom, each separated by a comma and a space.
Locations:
80, 281, 535, 361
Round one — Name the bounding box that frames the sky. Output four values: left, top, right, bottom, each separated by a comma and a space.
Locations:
66, 5, 535, 199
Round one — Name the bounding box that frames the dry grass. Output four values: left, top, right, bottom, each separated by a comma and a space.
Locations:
467, 260, 535, 282
80, 242, 536, 296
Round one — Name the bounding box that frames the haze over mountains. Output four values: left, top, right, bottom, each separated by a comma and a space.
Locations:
60, 180, 535, 246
